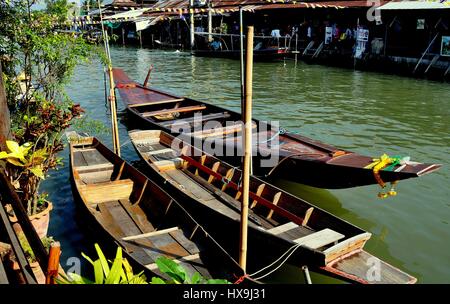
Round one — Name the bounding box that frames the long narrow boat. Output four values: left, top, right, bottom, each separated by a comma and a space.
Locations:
112, 68, 440, 189
69, 136, 247, 282
129, 129, 417, 284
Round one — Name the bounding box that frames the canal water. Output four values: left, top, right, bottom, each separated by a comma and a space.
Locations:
42, 47, 449, 283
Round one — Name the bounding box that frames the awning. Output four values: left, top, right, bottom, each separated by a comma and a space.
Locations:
377, 1, 450, 10
103, 7, 151, 20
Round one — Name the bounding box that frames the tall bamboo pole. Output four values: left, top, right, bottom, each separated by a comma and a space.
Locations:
189, 0, 195, 49
98, 0, 120, 156
239, 26, 254, 272
239, 7, 244, 119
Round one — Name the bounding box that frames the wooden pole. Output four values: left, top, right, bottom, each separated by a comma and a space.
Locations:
143, 65, 154, 88
239, 7, 245, 121
0, 64, 11, 151
239, 26, 254, 272
208, 4, 213, 42
189, 0, 195, 49
122, 27, 125, 45
45, 242, 61, 284
98, 0, 120, 156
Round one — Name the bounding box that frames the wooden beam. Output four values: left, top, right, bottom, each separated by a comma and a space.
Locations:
0, 169, 48, 274
0, 200, 37, 284
122, 227, 179, 241
266, 192, 282, 219
141, 105, 206, 118
293, 229, 345, 249
207, 161, 220, 183
250, 183, 266, 209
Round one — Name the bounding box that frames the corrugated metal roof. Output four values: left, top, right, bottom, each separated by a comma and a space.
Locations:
377, 1, 450, 10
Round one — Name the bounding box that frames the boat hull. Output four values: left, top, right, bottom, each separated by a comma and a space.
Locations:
113, 68, 440, 189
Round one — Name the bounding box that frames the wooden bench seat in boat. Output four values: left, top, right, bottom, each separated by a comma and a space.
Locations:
268, 224, 345, 250
293, 228, 344, 249
187, 123, 244, 139
141, 105, 207, 118
79, 179, 134, 204
122, 227, 179, 241
153, 158, 184, 172
160, 112, 231, 128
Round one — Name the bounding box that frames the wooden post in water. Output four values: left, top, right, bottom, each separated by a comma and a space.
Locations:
208, 4, 213, 42
239, 26, 254, 272
239, 7, 245, 120
189, 0, 195, 49
122, 27, 125, 45
97, 0, 120, 156
45, 242, 61, 284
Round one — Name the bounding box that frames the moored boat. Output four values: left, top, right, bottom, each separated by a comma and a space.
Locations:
112, 68, 440, 190
69, 136, 247, 282
129, 129, 417, 284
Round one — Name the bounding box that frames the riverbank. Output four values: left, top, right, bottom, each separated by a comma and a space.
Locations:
43, 47, 449, 283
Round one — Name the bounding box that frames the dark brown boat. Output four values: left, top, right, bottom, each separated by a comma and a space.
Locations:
69, 136, 247, 283
129, 129, 417, 284
112, 68, 440, 189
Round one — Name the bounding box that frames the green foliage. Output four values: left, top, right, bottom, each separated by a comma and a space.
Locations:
0, 0, 96, 215
57, 245, 231, 284
17, 232, 54, 263
155, 256, 230, 284
57, 244, 148, 284
70, 115, 109, 137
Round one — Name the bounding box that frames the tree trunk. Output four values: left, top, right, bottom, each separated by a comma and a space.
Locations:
0, 63, 11, 151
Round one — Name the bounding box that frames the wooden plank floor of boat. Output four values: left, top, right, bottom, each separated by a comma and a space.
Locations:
95, 198, 212, 279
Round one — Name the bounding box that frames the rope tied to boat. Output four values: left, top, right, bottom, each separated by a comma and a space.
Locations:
257, 127, 287, 144
364, 153, 410, 199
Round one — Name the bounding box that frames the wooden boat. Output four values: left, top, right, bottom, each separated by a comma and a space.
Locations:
112, 68, 440, 189
129, 129, 417, 284
69, 136, 247, 282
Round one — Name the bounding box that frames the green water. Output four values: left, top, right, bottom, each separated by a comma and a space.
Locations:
44, 47, 449, 283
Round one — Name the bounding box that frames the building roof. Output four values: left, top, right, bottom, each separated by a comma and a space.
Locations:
377, 1, 450, 10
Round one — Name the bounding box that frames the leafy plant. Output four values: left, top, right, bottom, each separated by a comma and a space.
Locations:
57, 244, 231, 284
57, 244, 148, 284
0, 0, 98, 216
13, 232, 54, 264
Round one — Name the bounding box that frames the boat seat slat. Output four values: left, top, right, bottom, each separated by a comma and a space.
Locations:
153, 158, 183, 172
267, 222, 299, 235
79, 179, 134, 204
160, 112, 231, 128
129, 98, 184, 107
143, 148, 175, 156
142, 105, 207, 118
293, 228, 345, 249
122, 227, 179, 241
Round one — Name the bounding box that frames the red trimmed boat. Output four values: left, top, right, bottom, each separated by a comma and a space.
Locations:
112, 68, 440, 189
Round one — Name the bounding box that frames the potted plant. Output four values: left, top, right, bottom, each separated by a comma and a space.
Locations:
0, 0, 93, 235
6, 233, 55, 284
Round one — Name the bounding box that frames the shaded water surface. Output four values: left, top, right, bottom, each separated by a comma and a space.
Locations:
43, 47, 449, 283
